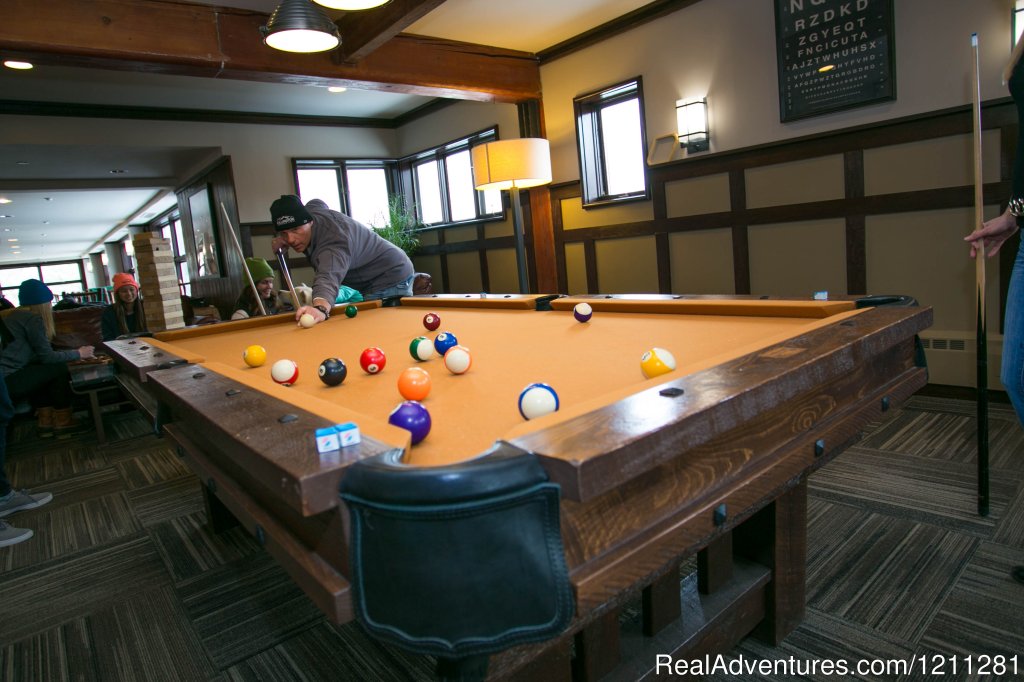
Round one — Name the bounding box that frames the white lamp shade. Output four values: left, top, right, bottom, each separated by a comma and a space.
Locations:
314, 0, 389, 7
264, 28, 340, 52
472, 138, 552, 191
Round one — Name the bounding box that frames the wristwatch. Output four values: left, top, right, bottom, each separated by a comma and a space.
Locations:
314, 304, 331, 320
1009, 197, 1024, 217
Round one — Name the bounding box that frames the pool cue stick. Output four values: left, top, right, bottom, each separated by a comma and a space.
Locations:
971, 32, 990, 517
219, 202, 266, 317
275, 247, 302, 315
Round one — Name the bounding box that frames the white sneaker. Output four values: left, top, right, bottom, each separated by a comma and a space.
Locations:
0, 489, 54, 518
0, 520, 33, 547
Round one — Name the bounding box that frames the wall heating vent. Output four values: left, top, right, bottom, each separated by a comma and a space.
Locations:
921, 338, 967, 351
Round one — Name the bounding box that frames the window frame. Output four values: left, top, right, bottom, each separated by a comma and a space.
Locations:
292, 158, 399, 226
151, 207, 192, 296
0, 259, 87, 302
573, 76, 651, 208
398, 127, 504, 229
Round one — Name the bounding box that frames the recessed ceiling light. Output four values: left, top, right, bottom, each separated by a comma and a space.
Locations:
8, 238, 18, 242
328, 86, 347, 93
0, 198, 10, 204
15, 161, 28, 166
3, 60, 33, 70
0, 215, 10, 219
109, 169, 127, 174
44, 197, 52, 202
42, 221, 50, 225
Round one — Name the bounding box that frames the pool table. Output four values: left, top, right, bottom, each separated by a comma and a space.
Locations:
105, 294, 931, 680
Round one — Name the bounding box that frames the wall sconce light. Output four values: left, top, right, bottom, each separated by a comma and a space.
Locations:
261, 0, 340, 53
676, 97, 709, 153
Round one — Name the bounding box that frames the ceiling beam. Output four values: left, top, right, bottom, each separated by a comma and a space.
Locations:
334, 0, 448, 63
0, 0, 540, 103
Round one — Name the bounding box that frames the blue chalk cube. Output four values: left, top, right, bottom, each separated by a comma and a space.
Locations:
336, 422, 361, 447
315, 427, 340, 453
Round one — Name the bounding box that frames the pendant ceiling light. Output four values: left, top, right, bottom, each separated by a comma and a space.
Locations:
261, 0, 341, 53
313, 0, 390, 9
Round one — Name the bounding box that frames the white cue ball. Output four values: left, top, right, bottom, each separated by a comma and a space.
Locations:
299, 313, 316, 328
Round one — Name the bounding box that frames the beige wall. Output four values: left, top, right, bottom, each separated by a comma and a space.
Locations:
396, 102, 520, 156
539, 0, 1011, 185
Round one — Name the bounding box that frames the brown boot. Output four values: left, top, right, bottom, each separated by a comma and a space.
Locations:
53, 408, 91, 437
37, 407, 55, 438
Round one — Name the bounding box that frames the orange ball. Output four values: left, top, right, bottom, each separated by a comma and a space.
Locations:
397, 366, 431, 401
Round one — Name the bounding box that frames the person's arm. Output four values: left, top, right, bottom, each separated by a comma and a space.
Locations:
965, 208, 1020, 258
296, 219, 352, 324
25, 315, 90, 363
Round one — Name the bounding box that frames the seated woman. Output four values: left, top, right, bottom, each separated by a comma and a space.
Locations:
101, 272, 148, 341
0, 279, 94, 437
231, 258, 293, 319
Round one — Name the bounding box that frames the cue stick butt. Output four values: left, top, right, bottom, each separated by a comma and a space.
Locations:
970, 32, 989, 516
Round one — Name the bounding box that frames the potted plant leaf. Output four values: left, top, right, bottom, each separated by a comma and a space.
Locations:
372, 195, 421, 257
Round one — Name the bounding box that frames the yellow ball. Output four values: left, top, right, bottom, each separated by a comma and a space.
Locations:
243, 344, 267, 368
640, 347, 676, 379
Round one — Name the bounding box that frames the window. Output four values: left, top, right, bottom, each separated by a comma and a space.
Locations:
156, 209, 192, 296
294, 159, 395, 228
402, 128, 503, 227
0, 261, 86, 301
574, 77, 649, 207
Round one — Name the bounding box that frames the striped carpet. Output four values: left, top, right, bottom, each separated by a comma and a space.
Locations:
0, 393, 1022, 681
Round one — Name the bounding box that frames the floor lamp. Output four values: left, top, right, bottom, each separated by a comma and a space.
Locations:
471, 138, 552, 294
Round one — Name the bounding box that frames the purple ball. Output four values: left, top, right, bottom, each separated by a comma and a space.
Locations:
388, 400, 432, 444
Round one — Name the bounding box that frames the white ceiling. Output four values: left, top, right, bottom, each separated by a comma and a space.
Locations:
0, 0, 653, 267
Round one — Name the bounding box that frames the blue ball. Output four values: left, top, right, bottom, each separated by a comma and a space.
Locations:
388, 400, 432, 444
433, 331, 458, 356
518, 382, 560, 420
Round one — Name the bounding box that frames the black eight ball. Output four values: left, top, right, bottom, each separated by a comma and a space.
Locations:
318, 357, 347, 386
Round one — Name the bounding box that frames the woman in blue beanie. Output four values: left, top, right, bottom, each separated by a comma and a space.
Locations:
0, 279, 95, 437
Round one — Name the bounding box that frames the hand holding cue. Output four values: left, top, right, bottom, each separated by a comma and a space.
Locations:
220, 202, 266, 317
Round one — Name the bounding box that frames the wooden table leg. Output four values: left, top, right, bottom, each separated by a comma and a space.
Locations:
643, 561, 682, 636
698, 531, 734, 595
735, 481, 807, 644
573, 609, 620, 681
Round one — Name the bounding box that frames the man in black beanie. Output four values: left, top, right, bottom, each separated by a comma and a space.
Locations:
269, 195, 414, 326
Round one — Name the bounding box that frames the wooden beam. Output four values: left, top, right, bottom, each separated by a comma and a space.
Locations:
0, 0, 540, 103
334, 0, 448, 63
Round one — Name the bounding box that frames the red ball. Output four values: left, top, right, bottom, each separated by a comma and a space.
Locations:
423, 312, 441, 332
359, 347, 387, 374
